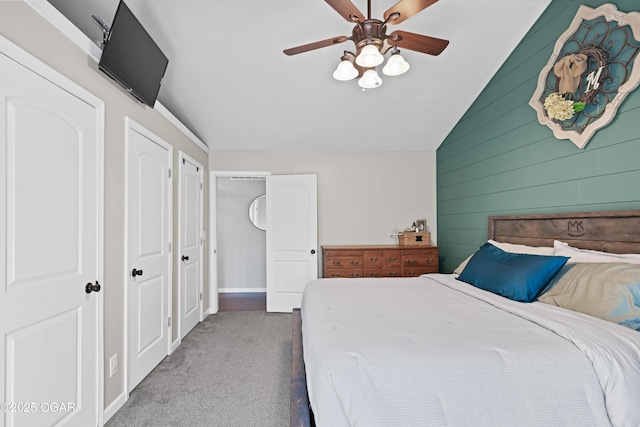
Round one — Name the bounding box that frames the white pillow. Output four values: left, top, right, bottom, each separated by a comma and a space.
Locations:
453, 240, 555, 274
453, 255, 473, 275
554, 240, 640, 264
538, 262, 640, 331
489, 239, 555, 256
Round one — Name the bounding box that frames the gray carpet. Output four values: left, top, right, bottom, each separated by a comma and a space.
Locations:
106, 311, 292, 427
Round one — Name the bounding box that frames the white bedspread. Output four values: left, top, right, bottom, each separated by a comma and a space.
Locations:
301, 274, 640, 427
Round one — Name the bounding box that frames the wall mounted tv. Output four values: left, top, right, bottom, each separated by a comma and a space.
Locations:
98, 0, 169, 108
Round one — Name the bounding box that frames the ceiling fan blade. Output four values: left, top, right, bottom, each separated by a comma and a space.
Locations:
384, 0, 438, 24
388, 30, 449, 56
283, 36, 350, 56
324, 0, 365, 22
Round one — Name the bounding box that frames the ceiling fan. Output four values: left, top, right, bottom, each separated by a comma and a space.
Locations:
283, 0, 449, 89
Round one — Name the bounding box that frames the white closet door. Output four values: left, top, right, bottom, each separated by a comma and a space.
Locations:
179, 155, 203, 339
127, 122, 171, 392
266, 174, 318, 312
0, 49, 102, 426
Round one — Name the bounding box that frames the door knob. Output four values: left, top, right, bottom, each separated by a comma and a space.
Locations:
310, 249, 316, 255
132, 268, 143, 277
181, 255, 189, 261
85, 281, 101, 294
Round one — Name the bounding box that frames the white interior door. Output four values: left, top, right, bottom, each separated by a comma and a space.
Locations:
179, 154, 202, 339
126, 121, 171, 392
266, 174, 318, 312
0, 47, 102, 427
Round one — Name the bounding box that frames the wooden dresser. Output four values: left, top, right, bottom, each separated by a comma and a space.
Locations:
322, 245, 439, 278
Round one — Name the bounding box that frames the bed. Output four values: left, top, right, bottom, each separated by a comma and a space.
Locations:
290, 210, 640, 427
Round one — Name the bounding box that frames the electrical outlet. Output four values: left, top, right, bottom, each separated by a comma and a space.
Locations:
109, 354, 118, 378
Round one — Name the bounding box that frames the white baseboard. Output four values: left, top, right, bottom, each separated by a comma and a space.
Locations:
171, 338, 181, 353
103, 390, 127, 423
218, 287, 266, 293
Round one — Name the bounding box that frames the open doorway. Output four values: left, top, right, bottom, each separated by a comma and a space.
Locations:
209, 171, 318, 313
210, 172, 270, 313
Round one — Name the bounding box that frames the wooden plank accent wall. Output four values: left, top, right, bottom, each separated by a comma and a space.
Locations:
436, 0, 640, 273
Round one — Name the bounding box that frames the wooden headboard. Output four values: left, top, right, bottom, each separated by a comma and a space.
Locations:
488, 210, 640, 254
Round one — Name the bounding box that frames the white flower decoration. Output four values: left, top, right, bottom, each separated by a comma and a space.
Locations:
543, 92, 575, 121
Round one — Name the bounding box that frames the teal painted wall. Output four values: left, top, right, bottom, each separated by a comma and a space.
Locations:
436, 0, 640, 273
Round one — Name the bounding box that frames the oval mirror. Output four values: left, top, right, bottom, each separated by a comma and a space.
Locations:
249, 194, 266, 231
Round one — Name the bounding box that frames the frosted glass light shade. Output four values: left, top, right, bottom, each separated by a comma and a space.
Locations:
358, 69, 383, 89
382, 53, 410, 76
332, 59, 358, 81
355, 44, 384, 67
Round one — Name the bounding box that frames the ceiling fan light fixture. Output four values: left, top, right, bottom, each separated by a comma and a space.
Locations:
333, 58, 358, 81
355, 43, 384, 67
283, 0, 449, 90
358, 69, 383, 89
382, 51, 410, 76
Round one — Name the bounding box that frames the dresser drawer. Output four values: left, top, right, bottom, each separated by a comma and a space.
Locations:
383, 250, 402, 268
325, 253, 363, 269
364, 268, 402, 278
402, 249, 438, 269
325, 269, 363, 278
363, 250, 383, 268
403, 267, 438, 277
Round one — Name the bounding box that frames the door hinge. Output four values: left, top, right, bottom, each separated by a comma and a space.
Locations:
168, 242, 171, 252
168, 169, 172, 178
168, 317, 172, 327
200, 182, 203, 190
199, 292, 203, 301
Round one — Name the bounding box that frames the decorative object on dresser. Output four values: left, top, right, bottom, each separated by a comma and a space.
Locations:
398, 231, 431, 246
322, 245, 438, 278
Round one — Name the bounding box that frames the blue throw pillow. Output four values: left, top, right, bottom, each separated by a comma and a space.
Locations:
457, 243, 569, 303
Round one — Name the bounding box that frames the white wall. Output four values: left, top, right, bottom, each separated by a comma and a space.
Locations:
216, 178, 266, 291
0, 2, 209, 413
210, 151, 438, 248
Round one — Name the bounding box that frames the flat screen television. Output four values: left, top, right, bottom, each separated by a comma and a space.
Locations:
98, 0, 169, 107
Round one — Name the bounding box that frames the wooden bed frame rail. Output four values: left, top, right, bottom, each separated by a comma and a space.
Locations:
291, 308, 313, 427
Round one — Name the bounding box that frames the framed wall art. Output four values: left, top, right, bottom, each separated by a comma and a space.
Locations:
529, 4, 640, 149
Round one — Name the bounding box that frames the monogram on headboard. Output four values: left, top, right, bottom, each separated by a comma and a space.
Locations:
567, 220, 585, 237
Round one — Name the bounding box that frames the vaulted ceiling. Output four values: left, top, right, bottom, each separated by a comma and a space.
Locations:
47, 0, 551, 151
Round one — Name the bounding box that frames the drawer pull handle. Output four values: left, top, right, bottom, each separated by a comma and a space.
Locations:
388, 257, 397, 262
407, 259, 417, 264
332, 261, 341, 266
351, 260, 359, 266
351, 273, 360, 278
369, 272, 378, 277
369, 257, 378, 262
